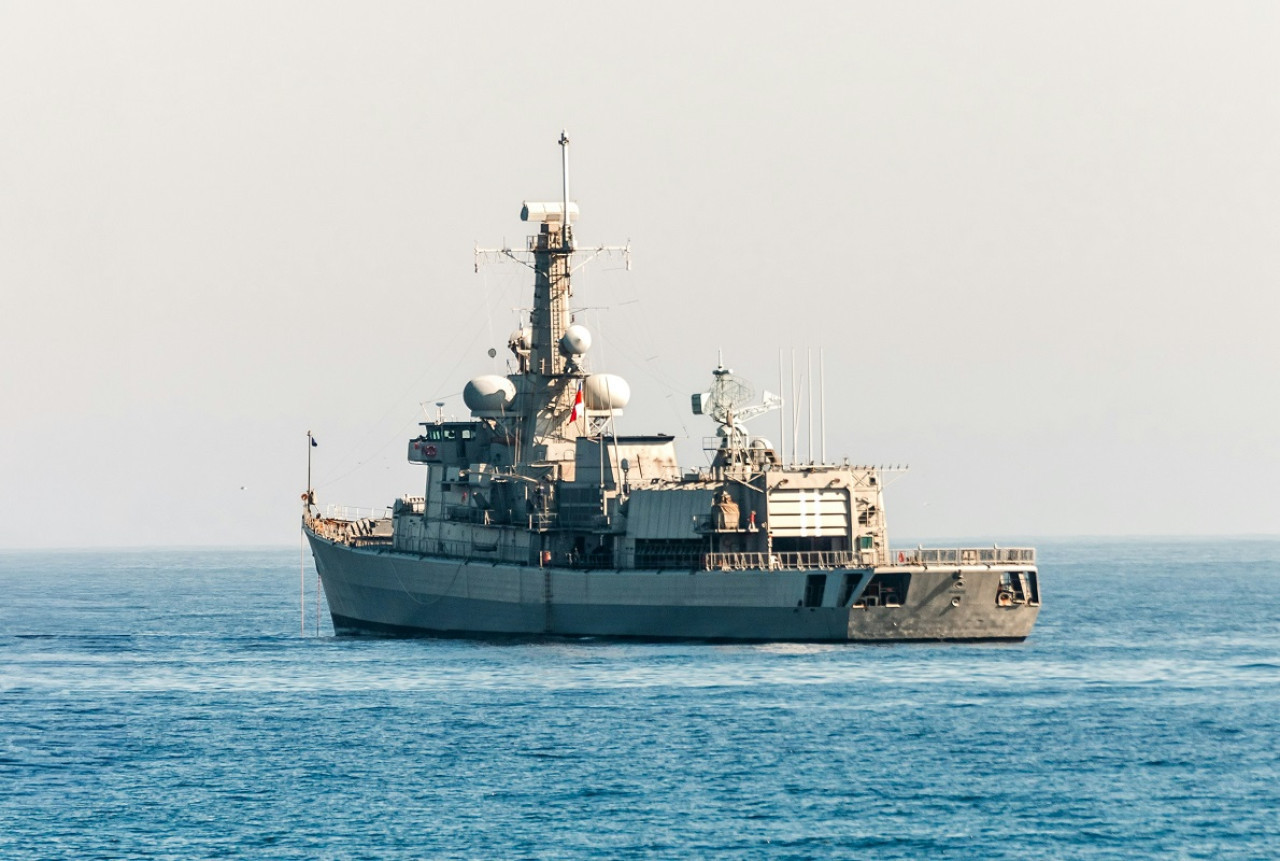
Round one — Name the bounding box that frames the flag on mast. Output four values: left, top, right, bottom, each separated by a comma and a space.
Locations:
569, 380, 584, 423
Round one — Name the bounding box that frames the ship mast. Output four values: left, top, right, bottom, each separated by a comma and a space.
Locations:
528, 133, 575, 379
474, 133, 630, 462
561, 130, 571, 245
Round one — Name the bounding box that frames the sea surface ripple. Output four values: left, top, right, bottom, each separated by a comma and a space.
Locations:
1, 539, 1278, 859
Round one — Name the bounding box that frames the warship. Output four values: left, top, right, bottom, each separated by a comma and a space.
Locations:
302, 134, 1039, 641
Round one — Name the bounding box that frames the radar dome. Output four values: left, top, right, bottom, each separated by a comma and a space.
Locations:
463, 375, 516, 416
583, 374, 631, 411
560, 324, 592, 356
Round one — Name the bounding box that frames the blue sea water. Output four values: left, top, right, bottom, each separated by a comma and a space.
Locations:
1, 540, 1278, 860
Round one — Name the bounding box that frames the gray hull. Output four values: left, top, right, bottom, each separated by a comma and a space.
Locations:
307, 532, 1039, 642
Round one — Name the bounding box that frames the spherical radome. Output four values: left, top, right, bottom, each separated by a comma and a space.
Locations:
560, 324, 592, 356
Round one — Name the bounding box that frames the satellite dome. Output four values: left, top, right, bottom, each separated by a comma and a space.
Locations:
463, 375, 516, 416
560, 325, 592, 356
583, 374, 631, 411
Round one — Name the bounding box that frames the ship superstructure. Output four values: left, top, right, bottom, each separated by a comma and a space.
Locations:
302, 135, 1039, 641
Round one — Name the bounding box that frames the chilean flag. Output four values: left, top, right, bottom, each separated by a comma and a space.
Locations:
569, 381, 584, 423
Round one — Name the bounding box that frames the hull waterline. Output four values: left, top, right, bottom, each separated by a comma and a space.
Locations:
307, 531, 1039, 642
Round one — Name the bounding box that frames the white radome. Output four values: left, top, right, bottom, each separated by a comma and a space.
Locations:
463, 375, 517, 416
560, 324, 592, 356
583, 374, 631, 411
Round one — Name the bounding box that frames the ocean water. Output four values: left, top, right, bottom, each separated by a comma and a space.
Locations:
1, 539, 1277, 860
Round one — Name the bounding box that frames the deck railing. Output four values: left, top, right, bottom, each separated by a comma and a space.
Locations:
307, 506, 1038, 570
894, 547, 1037, 565
321, 504, 394, 521
392, 536, 528, 563
703, 547, 1036, 571
306, 509, 393, 547
703, 550, 864, 571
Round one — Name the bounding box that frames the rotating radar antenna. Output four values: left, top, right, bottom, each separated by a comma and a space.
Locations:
692, 357, 782, 442
703, 364, 754, 426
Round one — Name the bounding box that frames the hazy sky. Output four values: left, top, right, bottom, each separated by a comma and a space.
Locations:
2, 2, 1277, 547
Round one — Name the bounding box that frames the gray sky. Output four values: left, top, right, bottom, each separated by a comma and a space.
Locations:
2, 2, 1277, 547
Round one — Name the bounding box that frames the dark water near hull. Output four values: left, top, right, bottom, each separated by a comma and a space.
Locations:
2, 539, 1278, 859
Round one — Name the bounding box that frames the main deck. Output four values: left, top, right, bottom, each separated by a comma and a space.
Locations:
304, 519, 1041, 641
305, 508, 1036, 573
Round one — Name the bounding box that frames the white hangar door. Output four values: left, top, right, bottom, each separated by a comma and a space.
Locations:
767, 488, 850, 539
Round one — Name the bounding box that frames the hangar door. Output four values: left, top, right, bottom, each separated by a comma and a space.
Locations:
767, 488, 850, 538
